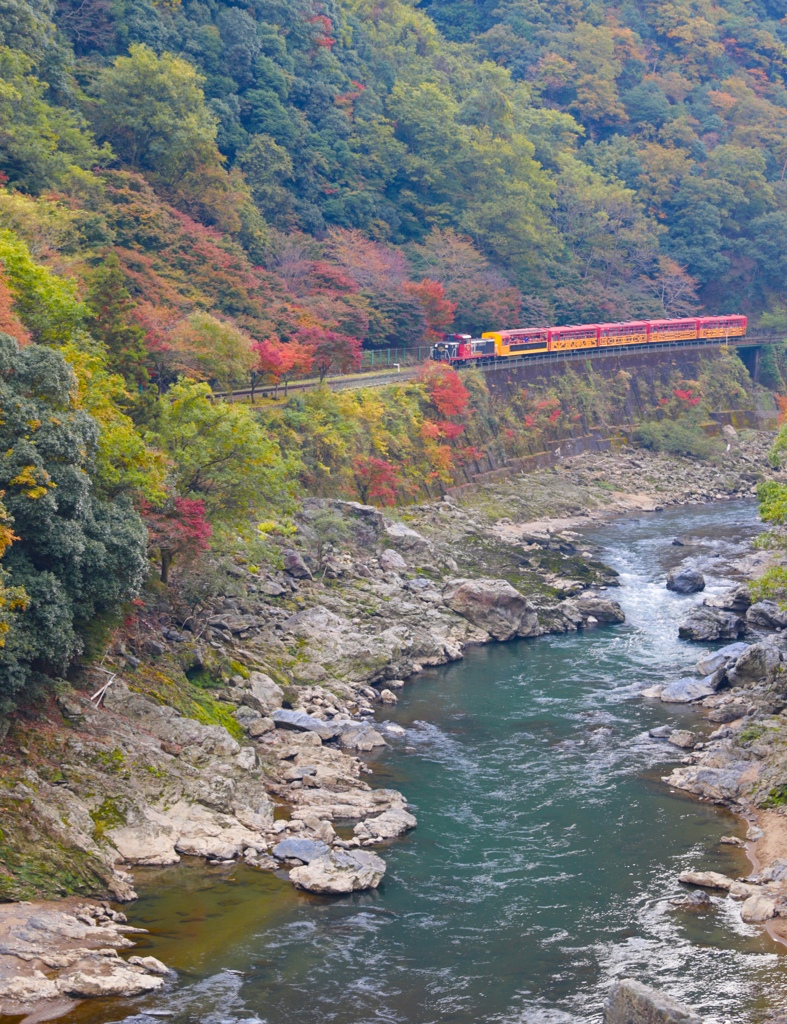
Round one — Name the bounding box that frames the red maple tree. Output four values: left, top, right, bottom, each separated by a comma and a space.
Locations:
141, 497, 212, 584
419, 363, 470, 417
402, 279, 457, 341
251, 338, 314, 398
295, 326, 362, 381
352, 456, 401, 506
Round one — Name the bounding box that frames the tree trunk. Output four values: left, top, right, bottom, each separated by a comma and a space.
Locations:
160, 551, 172, 585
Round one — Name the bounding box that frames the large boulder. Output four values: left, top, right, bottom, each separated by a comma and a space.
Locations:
604, 978, 703, 1024
384, 520, 431, 553
353, 807, 417, 842
443, 579, 539, 641
668, 759, 757, 803
241, 672, 284, 716
300, 498, 384, 550
289, 849, 386, 893
746, 600, 787, 630
271, 838, 330, 863
678, 607, 744, 642
703, 585, 751, 614
727, 642, 782, 686
57, 964, 165, 998
677, 870, 733, 890
660, 676, 718, 703
272, 709, 342, 740
575, 595, 625, 624
695, 642, 749, 677
337, 721, 387, 751
379, 549, 407, 572
740, 894, 778, 923
283, 548, 313, 579
666, 567, 706, 595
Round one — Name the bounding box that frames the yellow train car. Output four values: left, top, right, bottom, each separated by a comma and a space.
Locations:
482, 328, 549, 356
697, 316, 747, 339
648, 319, 698, 343
548, 325, 599, 352
598, 321, 649, 347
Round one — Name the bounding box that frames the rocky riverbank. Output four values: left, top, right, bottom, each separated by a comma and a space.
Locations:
0, 429, 777, 1019
612, 477, 787, 967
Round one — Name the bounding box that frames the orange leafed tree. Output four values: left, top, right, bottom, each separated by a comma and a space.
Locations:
402, 279, 457, 341
0, 271, 30, 345
419, 363, 470, 417
251, 337, 313, 398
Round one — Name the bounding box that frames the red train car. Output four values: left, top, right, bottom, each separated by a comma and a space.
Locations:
430, 315, 747, 364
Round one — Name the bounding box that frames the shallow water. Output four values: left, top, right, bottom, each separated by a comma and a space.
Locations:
63, 500, 787, 1024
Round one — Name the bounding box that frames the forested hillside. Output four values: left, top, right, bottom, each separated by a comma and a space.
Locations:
0, 0, 782, 700
421, 0, 787, 318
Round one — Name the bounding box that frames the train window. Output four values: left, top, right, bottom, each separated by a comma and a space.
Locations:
510, 340, 548, 352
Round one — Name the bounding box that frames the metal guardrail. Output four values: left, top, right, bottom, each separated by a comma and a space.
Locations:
217, 332, 782, 401
470, 332, 779, 373
360, 346, 432, 368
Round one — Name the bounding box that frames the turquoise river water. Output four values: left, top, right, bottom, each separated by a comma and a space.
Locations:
60, 500, 787, 1024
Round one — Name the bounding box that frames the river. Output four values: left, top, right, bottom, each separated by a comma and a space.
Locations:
64, 500, 787, 1024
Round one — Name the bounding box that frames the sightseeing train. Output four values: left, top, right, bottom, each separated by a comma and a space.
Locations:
430, 315, 748, 364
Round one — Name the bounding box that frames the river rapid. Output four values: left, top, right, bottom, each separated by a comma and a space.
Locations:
66, 500, 787, 1024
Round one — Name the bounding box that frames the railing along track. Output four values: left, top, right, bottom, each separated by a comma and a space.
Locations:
217, 333, 779, 402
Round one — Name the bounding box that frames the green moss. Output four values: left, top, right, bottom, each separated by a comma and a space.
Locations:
129, 664, 243, 740
186, 665, 223, 689
229, 659, 250, 679
762, 784, 787, 808
189, 692, 245, 741
739, 724, 766, 745
90, 797, 127, 840
91, 747, 126, 773
0, 801, 116, 901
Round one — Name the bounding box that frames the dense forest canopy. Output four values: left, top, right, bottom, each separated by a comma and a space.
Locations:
8, 0, 787, 334
0, 0, 784, 699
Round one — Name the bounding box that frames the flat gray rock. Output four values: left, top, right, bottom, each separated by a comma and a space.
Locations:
695, 642, 749, 677
703, 585, 750, 613
660, 677, 716, 703
289, 848, 386, 893
272, 709, 342, 739
678, 607, 744, 642
746, 600, 787, 630
272, 838, 330, 862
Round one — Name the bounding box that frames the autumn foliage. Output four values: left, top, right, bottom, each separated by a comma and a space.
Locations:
141, 497, 212, 584
0, 271, 30, 345
419, 363, 470, 418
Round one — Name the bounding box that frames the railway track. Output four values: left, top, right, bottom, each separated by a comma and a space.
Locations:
215, 366, 420, 402
216, 332, 779, 403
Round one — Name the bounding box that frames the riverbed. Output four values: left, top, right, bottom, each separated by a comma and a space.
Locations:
61, 500, 787, 1024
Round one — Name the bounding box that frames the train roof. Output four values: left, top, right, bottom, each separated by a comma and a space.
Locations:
494, 326, 549, 335
597, 320, 649, 329
647, 318, 698, 326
